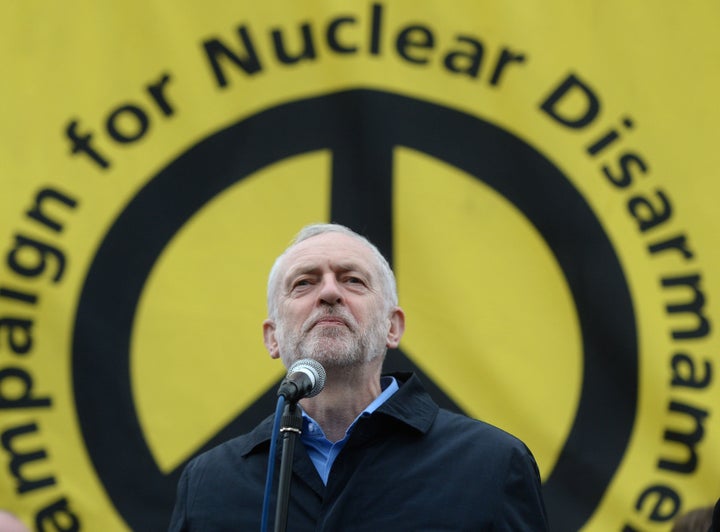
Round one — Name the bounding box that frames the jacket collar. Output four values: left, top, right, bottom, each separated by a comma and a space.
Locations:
374, 372, 438, 434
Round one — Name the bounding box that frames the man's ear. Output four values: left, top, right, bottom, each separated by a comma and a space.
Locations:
263, 319, 280, 359
386, 307, 406, 349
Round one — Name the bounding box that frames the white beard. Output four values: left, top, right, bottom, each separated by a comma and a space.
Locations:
275, 306, 389, 369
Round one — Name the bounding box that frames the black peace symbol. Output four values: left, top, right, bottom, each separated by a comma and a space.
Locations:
73, 89, 637, 531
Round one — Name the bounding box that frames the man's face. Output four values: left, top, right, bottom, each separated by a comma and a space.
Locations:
263, 232, 400, 369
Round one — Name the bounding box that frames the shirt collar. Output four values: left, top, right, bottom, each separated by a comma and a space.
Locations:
301, 376, 400, 441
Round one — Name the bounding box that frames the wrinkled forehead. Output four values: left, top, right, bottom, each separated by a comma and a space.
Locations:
280, 232, 379, 281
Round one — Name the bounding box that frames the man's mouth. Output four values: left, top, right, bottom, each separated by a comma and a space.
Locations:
313, 317, 346, 327
307, 315, 351, 331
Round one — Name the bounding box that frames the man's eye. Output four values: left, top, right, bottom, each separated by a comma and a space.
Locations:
345, 276, 364, 285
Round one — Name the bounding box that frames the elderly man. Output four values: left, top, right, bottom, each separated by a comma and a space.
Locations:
169, 223, 548, 531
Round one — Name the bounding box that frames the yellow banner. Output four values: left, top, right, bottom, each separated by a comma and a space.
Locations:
1, 1, 718, 530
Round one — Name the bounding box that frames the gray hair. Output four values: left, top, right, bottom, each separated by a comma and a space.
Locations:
266, 223, 398, 320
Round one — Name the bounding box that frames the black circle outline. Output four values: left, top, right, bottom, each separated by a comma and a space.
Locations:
72, 89, 638, 531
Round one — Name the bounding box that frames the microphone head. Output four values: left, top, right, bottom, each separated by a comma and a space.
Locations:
288, 358, 326, 398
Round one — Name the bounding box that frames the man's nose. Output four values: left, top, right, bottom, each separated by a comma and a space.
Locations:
317, 275, 343, 305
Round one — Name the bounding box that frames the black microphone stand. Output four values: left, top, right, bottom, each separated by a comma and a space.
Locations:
274, 400, 303, 532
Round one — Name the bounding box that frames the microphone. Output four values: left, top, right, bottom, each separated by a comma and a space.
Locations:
277, 359, 326, 402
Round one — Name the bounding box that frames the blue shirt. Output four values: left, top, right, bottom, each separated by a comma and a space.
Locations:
300, 376, 399, 484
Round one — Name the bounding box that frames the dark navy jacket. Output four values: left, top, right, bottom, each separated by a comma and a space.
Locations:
168, 373, 549, 531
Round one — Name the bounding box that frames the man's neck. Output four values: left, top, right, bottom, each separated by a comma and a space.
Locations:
299, 362, 383, 442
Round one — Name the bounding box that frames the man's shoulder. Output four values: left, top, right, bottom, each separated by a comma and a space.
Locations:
185, 416, 273, 474
434, 407, 532, 454
389, 373, 531, 450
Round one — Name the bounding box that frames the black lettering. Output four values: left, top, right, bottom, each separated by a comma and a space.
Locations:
601, 152, 648, 189
369, 3, 383, 55
105, 104, 149, 143
1, 422, 55, 494
396, 25, 434, 65
25, 187, 79, 233
0, 318, 33, 355
627, 189, 671, 232
36, 497, 81, 532
633, 484, 681, 522
0, 367, 51, 409
203, 26, 262, 87
539, 73, 600, 128
145, 72, 175, 116
6, 235, 66, 283
648, 234, 695, 261
327, 16, 358, 53
64, 121, 110, 169
488, 47, 526, 86
588, 130, 619, 155
658, 401, 708, 474
671, 353, 712, 389
586, 117, 634, 156
443, 36, 483, 78
271, 23, 317, 64
0, 287, 38, 305
661, 274, 711, 340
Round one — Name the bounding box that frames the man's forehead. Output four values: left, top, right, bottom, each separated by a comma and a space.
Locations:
282, 233, 376, 274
